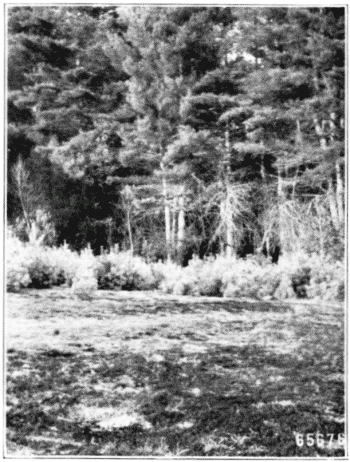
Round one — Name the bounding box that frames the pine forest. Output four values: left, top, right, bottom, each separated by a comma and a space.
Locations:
8, 6, 345, 258
6, 6, 346, 457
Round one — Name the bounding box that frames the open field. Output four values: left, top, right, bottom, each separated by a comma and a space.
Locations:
6, 289, 345, 457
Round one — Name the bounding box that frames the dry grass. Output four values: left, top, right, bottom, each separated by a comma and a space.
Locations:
6, 288, 345, 456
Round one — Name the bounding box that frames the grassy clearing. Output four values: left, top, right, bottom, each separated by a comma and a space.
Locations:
6, 289, 345, 457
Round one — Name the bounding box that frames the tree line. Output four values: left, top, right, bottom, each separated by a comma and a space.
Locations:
7, 6, 345, 263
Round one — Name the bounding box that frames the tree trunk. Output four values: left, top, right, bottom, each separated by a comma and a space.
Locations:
226, 193, 234, 258
328, 178, 340, 231
335, 160, 344, 226
314, 199, 325, 259
172, 197, 177, 250
14, 159, 32, 235
277, 168, 286, 252
177, 189, 185, 264
126, 208, 134, 254
107, 217, 113, 250
219, 200, 227, 256
314, 116, 342, 231
260, 159, 266, 181
295, 119, 303, 147
259, 141, 266, 181
18, 186, 31, 235
224, 125, 234, 257
161, 161, 171, 262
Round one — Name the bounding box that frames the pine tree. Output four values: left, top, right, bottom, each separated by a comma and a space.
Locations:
234, 7, 345, 256
108, 7, 197, 260
7, 6, 130, 250
174, 52, 254, 256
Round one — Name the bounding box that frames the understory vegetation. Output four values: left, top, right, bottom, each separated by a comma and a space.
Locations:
7, 233, 344, 302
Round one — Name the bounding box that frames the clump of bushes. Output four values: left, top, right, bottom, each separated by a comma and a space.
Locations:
96, 249, 158, 291
6, 233, 81, 291
27, 244, 82, 289
159, 253, 344, 302
71, 271, 98, 300
221, 256, 283, 299
160, 256, 228, 296
71, 246, 98, 299
6, 235, 32, 291
278, 252, 344, 302
306, 258, 344, 301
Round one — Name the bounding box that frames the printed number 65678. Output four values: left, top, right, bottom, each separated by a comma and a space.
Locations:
295, 433, 345, 448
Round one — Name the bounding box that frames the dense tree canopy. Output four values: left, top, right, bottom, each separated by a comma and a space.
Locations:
7, 6, 345, 261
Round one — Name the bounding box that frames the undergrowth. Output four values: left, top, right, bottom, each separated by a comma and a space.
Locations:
6, 233, 344, 302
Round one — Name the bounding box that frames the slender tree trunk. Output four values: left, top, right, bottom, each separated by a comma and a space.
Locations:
14, 159, 32, 235
260, 159, 266, 181
172, 197, 177, 250
295, 119, 303, 147
107, 217, 113, 250
224, 125, 234, 257
314, 117, 342, 230
161, 161, 171, 262
226, 192, 234, 258
18, 185, 31, 235
314, 199, 325, 259
330, 113, 344, 227
177, 189, 185, 264
259, 141, 266, 181
221, 205, 234, 257
219, 201, 225, 256
335, 160, 344, 226
277, 168, 286, 252
126, 208, 134, 254
328, 179, 340, 231
164, 188, 171, 261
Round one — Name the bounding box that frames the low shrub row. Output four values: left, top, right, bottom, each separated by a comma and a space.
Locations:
158, 253, 344, 302
6, 233, 344, 302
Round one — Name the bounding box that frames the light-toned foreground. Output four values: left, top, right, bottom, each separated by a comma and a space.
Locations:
6, 289, 345, 457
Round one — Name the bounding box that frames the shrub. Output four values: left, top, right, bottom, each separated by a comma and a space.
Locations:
6, 234, 31, 291
47, 243, 81, 287
25, 243, 82, 289
7, 265, 31, 292
290, 266, 311, 298
306, 259, 344, 301
28, 258, 56, 289
257, 267, 284, 299
189, 258, 223, 296
160, 256, 231, 297
221, 257, 270, 299
150, 261, 167, 287
96, 250, 157, 291
158, 262, 183, 294
276, 253, 344, 301
223, 271, 262, 299
71, 246, 98, 299
71, 270, 98, 300
6, 233, 80, 291
273, 273, 295, 300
